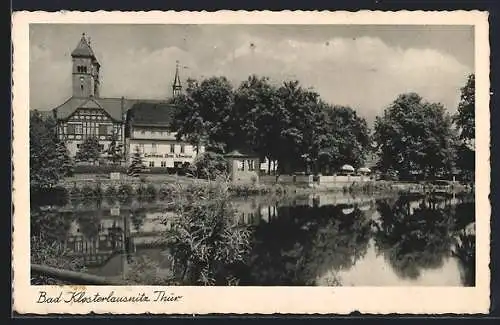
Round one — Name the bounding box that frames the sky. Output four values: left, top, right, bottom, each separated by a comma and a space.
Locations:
29, 24, 474, 124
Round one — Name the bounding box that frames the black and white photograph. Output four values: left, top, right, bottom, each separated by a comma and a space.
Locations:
12, 11, 490, 314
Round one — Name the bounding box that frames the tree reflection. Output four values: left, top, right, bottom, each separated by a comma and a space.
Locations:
374, 196, 456, 280
31, 188, 71, 242
243, 204, 372, 286
302, 206, 372, 285
451, 201, 475, 286
131, 208, 147, 232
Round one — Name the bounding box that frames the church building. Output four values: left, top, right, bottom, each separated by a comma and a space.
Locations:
50, 33, 203, 168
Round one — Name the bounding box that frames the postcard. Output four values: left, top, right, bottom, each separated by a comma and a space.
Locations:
12, 10, 490, 314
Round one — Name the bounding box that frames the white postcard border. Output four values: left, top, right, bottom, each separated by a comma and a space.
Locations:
12, 10, 491, 314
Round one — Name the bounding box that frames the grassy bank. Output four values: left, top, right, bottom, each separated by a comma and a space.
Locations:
55, 175, 472, 201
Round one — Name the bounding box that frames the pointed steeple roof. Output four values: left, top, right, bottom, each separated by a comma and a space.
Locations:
71, 33, 97, 59
173, 60, 182, 89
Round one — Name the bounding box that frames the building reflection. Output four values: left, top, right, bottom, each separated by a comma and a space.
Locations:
34, 191, 475, 286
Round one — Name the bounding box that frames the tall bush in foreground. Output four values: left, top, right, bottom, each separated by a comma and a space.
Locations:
189, 151, 228, 180
162, 179, 251, 285
128, 146, 145, 177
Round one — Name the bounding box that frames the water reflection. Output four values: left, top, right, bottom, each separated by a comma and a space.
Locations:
30, 190, 475, 286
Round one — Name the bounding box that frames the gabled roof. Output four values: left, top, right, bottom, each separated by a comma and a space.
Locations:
52, 96, 173, 123
80, 98, 103, 109
71, 33, 97, 59
53, 97, 132, 122
224, 149, 258, 158
127, 102, 177, 127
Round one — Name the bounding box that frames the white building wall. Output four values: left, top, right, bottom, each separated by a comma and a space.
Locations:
128, 139, 205, 168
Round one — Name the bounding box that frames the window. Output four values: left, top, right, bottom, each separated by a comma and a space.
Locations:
170, 144, 175, 153
248, 160, 255, 171
180, 145, 185, 153
141, 130, 145, 135
67, 124, 76, 134
151, 131, 156, 135
75, 124, 82, 134
152, 143, 157, 153
139, 144, 144, 153
98, 125, 108, 136
161, 161, 166, 167
237, 160, 244, 171
149, 161, 155, 167
107, 125, 114, 135
77, 144, 80, 149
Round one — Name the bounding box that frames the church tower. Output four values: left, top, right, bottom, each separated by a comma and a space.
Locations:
172, 60, 182, 97
71, 33, 101, 98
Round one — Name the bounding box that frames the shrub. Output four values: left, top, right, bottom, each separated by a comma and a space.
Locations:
104, 185, 117, 198
81, 184, 97, 198
141, 167, 172, 175
146, 184, 157, 198
31, 235, 86, 285
95, 182, 103, 198
163, 180, 251, 285
136, 185, 147, 197
274, 184, 285, 195
73, 164, 127, 175
158, 184, 175, 199
117, 184, 133, 199
191, 152, 228, 180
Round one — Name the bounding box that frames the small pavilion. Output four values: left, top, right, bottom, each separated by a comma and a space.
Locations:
225, 150, 260, 184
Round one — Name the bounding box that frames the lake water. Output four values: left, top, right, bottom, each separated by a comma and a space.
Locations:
31, 191, 475, 286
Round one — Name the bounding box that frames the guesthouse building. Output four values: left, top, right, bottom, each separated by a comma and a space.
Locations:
126, 102, 205, 171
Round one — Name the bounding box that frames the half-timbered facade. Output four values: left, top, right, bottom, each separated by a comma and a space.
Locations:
55, 97, 127, 158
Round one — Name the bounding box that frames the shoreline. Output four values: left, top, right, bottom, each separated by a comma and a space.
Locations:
44, 175, 475, 201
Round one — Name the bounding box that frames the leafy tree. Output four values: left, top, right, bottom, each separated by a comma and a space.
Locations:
232, 75, 285, 171
454, 74, 475, 143
188, 151, 228, 180
30, 111, 70, 189
55, 140, 74, 177
127, 146, 144, 177
453, 74, 475, 182
107, 132, 124, 165
317, 105, 370, 174
75, 136, 101, 164
274, 80, 325, 173
373, 93, 456, 180
171, 76, 235, 153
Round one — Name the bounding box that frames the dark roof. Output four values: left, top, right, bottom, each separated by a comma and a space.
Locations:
127, 102, 177, 127
30, 109, 55, 120
52, 97, 164, 122
224, 149, 258, 158
71, 34, 97, 60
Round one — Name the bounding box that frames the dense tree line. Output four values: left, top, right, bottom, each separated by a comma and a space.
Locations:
30, 73, 475, 182
170, 75, 371, 174
373, 73, 475, 181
